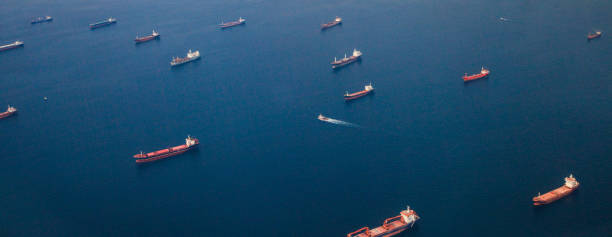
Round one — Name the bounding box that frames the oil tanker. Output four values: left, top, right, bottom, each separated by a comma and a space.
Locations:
588, 31, 602, 40
170, 50, 200, 66
533, 174, 579, 206
331, 49, 362, 69
321, 17, 342, 30
89, 18, 116, 29
219, 17, 246, 29
345, 83, 374, 101
0, 41, 24, 52
31, 16, 53, 24
135, 30, 160, 43
347, 206, 419, 237
0, 105, 17, 119
463, 67, 490, 82
134, 136, 199, 163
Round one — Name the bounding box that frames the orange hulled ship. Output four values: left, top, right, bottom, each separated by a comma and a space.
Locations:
533, 174, 579, 206
134, 136, 199, 163
588, 31, 602, 40
0, 105, 17, 119
345, 83, 374, 101
347, 206, 419, 237
463, 67, 490, 82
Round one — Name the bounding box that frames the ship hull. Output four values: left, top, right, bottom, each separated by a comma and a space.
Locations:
463, 73, 489, 82
135, 145, 197, 163
588, 34, 601, 40
0, 111, 17, 119
332, 56, 360, 69
89, 21, 116, 29
219, 21, 245, 29
321, 21, 341, 30
344, 90, 372, 101
0, 44, 24, 52
31, 18, 53, 24
170, 56, 200, 67
533, 184, 579, 206
135, 35, 160, 43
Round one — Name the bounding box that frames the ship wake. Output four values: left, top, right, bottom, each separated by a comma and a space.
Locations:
318, 115, 360, 128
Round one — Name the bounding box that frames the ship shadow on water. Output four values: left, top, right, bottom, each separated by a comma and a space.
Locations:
331, 60, 362, 74
134, 38, 161, 48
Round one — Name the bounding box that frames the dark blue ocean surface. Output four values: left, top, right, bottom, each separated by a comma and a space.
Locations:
1, 0, 611, 236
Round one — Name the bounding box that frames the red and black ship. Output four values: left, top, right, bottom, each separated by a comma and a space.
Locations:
345, 83, 374, 101
135, 30, 160, 43
321, 17, 342, 30
134, 136, 199, 163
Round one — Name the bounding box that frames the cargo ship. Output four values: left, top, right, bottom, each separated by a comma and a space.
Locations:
133, 136, 199, 163
587, 31, 602, 40
89, 18, 116, 29
331, 49, 362, 69
321, 17, 342, 30
0, 105, 17, 119
219, 17, 246, 29
171, 50, 200, 66
347, 206, 419, 237
463, 67, 490, 82
533, 174, 579, 206
345, 83, 374, 101
135, 30, 160, 43
0, 41, 24, 52
31, 16, 53, 24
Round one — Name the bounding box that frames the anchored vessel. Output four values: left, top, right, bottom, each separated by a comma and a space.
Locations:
463, 67, 490, 82
588, 31, 602, 40
533, 174, 579, 206
171, 50, 200, 66
345, 83, 374, 101
347, 206, 419, 237
0, 105, 17, 119
89, 18, 116, 29
134, 136, 199, 163
31, 16, 53, 24
321, 17, 342, 30
0, 41, 24, 52
219, 17, 246, 29
135, 30, 160, 43
332, 49, 362, 69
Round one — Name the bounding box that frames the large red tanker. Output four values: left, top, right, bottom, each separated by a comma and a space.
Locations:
134, 136, 199, 163
347, 206, 419, 237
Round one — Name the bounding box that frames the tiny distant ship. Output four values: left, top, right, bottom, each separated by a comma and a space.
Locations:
135, 30, 160, 43
345, 83, 374, 101
0, 105, 18, 119
587, 31, 602, 40
134, 136, 199, 163
219, 17, 246, 29
89, 18, 116, 29
321, 17, 342, 30
317, 114, 330, 121
331, 49, 362, 69
533, 174, 579, 206
170, 49, 200, 66
347, 206, 419, 237
463, 66, 490, 82
0, 41, 24, 52
31, 16, 53, 24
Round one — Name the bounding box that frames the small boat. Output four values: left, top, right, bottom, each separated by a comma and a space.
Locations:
347, 206, 419, 237
133, 136, 199, 163
331, 49, 362, 69
89, 18, 116, 29
321, 17, 342, 30
0, 105, 17, 119
463, 67, 490, 82
135, 30, 160, 43
219, 17, 246, 29
318, 114, 330, 121
588, 31, 602, 40
31, 16, 53, 24
345, 83, 374, 101
170, 50, 200, 67
533, 174, 579, 206
0, 41, 24, 52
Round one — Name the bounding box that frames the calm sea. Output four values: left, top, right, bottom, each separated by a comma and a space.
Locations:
1, 0, 611, 236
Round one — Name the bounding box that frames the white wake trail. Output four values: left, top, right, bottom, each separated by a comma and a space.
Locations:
317, 114, 360, 128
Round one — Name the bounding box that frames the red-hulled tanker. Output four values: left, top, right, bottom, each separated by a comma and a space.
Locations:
134, 136, 199, 163
463, 67, 490, 82
347, 206, 419, 237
